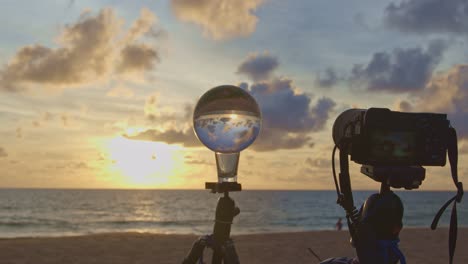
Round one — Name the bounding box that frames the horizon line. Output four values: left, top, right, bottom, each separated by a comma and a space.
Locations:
0, 187, 458, 192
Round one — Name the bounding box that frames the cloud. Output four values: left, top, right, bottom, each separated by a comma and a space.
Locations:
43, 112, 54, 121
124, 129, 201, 147
394, 99, 413, 112
144, 92, 176, 122
249, 78, 335, 132
315, 68, 341, 88
61, 114, 70, 127
106, 85, 135, 98
385, 0, 468, 35
16, 127, 22, 138
351, 40, 446, 93
143, 94, 193, 124
116, 44, 159, 74
460, 142, 468, 154
244, 78, 336, 151
48, 161, 89, 170
415, 64, 468, 139
31, 111, 56, 128
0, 147, 7, 158
389, 65, 468, 140
237, 52, 279, 81
0, 8, 161, 92
305, 157, 329, 169
184, 156, 214, 166
171, 0, 264, 40
123, 8, 158, 44
125, 96, 195, 147
127, 79, 336, 152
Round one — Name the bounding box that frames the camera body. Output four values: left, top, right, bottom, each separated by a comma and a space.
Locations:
333, 108, 450, 167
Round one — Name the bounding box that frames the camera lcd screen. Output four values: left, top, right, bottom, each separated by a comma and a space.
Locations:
368, 130, 416, 162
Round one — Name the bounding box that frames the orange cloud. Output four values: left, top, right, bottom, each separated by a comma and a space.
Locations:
171, 0, 264, 40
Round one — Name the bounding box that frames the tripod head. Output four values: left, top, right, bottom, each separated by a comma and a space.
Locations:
351, 185, 406, 264
206, 182, 242, 193
360, 185, 404, 240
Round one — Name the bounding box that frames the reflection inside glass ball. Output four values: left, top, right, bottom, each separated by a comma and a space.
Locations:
194, 110, 261, 153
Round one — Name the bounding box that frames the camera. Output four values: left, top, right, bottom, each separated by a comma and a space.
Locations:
329, 108, 463, 264
332, 108, 450, 167
332, 108, 452, 190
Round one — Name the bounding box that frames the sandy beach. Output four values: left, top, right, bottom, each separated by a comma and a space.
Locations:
0, 228, 465, 264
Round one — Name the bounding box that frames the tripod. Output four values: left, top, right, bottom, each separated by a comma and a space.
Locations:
332, 142, 410, 264
182, 183, 241, 264
354, 182, 406, 264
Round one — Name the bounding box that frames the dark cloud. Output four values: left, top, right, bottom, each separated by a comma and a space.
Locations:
396, 100, 413, 112
0, 147, 7, 158
171, 0, 264, 40
351, 40, 446, 93
0, 8, 160, 92
124, 129, 201, 147
117, 44, 159, 74
245, 78, 336, 151
385, 0, 468, 35
315, 68, 341, 88
117, 8, 160, 75
450, 111, 468, 140
237, 52, 279, 81
250, 78, 335, 132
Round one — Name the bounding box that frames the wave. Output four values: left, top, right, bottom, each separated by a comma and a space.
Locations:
94, 219, 211, 227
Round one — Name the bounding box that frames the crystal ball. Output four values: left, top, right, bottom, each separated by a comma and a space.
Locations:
193, 85, 261, 153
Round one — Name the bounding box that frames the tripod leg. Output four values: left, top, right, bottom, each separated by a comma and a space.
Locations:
212, 193, 240, 264
211, 249, 223, 264
210, 239, 240, 264
182, 236, 208, 264
223, 239, 240, 264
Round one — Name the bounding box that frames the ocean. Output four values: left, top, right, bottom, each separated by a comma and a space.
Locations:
0, 189, 466, 238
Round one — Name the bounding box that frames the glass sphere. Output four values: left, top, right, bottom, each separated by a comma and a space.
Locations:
193, 85, 261, 153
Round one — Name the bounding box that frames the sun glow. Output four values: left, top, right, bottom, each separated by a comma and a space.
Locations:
104, 137, 183, 187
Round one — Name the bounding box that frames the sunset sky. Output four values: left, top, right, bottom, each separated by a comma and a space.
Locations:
0, 0, 467, 190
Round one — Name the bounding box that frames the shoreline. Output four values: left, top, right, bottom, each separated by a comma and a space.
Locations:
1, 224, 465, 239
0, 228, 466, 263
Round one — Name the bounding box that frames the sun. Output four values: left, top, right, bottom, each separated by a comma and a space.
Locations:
104, 137, 183, 188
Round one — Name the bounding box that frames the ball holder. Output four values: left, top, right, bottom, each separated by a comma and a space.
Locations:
183, 85, 262, 264
182, 183, 241, 264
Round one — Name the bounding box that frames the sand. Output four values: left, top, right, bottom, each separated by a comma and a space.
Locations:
0, 228, 466, 264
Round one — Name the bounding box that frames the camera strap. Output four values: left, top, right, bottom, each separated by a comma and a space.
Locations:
332, 143, 360, 246
430, 127, 464, 264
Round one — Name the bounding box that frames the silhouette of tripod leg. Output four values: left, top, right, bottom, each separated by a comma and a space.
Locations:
182, 236, 209, 264
212, 192, 240, 264
222, 239, 240, 264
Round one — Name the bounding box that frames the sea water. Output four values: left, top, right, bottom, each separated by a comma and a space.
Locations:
0, 189, 466, 238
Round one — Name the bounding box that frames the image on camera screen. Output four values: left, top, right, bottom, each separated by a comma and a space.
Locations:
369, 130, 416, 161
